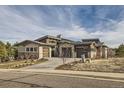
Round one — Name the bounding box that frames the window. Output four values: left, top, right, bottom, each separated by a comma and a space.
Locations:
26, 48, 29, 51
34, 48, 37, 51
26, 47, 37, 52
30, 48, 33, 51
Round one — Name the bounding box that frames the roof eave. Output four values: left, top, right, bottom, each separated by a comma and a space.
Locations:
15, 40, 52, 47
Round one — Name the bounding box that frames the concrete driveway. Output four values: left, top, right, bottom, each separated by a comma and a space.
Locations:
22, 58, 81, 70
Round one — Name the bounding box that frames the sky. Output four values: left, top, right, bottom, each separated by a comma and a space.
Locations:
0, 5, 124, 48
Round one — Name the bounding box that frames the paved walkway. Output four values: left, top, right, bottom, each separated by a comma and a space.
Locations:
22, 58, 81, 70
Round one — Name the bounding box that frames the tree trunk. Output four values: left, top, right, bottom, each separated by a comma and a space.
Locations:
0, 58, 1, 63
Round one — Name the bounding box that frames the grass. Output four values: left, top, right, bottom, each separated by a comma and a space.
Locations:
0, 58, 48, 69
56, 58, 124, 73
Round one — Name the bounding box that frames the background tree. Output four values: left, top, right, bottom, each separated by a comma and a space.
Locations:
0, 41, 7, 62
0, 41, 18, 62
6, 42, 12, 56
116, 44, 124, 57
0, 41, 7, 57
6, 42, 18, 57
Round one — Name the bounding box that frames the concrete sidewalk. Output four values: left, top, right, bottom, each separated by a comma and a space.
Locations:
0, 69, 124, 80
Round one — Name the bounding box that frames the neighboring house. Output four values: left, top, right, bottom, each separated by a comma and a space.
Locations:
16, 35, 109, 59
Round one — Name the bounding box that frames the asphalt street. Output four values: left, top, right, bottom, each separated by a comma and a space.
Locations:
0, 70, 124, 88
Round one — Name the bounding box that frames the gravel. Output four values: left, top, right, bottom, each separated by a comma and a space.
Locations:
56, 58, 124, 73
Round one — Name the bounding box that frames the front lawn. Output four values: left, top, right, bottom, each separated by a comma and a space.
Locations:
0, 58, 48, 69
56, 58, 124, 73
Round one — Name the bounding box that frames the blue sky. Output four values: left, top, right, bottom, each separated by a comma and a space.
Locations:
0, 5, 124, 48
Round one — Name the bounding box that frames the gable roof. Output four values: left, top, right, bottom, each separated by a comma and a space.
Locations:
15, 40, 52, 46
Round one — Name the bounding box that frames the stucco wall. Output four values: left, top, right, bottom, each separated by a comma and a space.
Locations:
90, 51, 96, 59
90, 43, 97, 59
102, 47, 108, 58
39, 46, 43, 59
49, 47, 52, 57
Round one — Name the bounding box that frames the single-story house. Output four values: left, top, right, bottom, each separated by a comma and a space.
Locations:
16, 35, 109, 59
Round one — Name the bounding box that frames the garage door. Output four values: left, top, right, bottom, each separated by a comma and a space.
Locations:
43, 47, 49, 57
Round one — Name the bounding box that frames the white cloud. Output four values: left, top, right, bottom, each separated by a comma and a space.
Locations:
0, 6, 124, 48
58, 21, 124, 48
